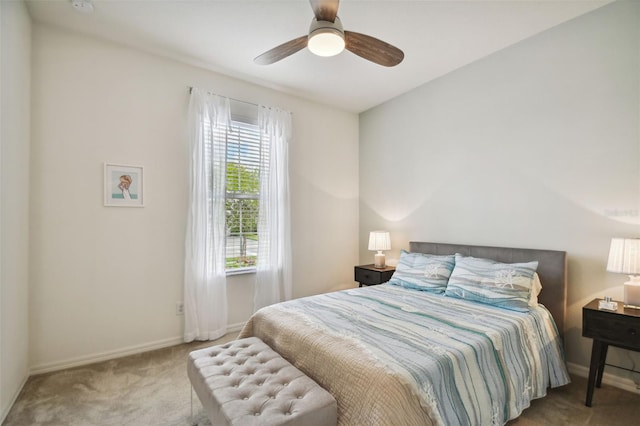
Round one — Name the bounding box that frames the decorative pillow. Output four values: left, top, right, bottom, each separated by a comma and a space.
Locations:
529, 272, 542, 307
445, 254, 538, 312
388, 250, 455, 293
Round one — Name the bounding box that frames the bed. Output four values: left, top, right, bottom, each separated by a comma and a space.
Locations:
238, 242, 570, 425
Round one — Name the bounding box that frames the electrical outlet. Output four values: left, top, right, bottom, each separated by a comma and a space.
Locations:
176, 301, 184, 316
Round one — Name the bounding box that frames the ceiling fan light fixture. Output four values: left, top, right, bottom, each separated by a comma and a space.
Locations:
307, 17, 345, 57
308, 30, 345, 57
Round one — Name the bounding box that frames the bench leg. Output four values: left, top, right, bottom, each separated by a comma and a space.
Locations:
190, 386, 195, 425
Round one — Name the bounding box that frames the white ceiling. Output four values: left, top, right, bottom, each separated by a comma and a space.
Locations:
25, 0, 612, 113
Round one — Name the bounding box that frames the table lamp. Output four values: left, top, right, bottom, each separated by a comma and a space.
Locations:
368, 231, 391, 268
606, 237, 640, 308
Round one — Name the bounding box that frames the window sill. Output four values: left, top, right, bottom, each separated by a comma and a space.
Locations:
226, 267, 256, 277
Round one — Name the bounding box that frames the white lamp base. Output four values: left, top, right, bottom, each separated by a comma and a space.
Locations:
374, 251, 386, 268
623, 276, 640, 309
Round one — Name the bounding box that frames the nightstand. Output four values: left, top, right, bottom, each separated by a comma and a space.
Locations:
354, 264, 395, 287
582, 298, 640, 407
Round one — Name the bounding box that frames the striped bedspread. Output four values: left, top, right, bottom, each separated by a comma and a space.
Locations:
239, 284, 570, 425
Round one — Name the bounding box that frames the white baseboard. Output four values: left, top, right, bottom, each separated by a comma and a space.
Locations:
29, 336, 184, 375
29, 321, 245, 376
1, 374, 28, 424
567, 362, 640, 394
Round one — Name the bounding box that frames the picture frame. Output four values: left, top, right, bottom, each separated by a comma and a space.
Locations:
104, 163, 144, 207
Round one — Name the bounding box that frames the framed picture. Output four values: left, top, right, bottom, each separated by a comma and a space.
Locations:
104, 163, 144, 207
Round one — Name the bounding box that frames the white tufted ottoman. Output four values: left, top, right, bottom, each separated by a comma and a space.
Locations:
187, 337, 337, 426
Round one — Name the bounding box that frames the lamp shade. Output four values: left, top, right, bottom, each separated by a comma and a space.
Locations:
368, 231, 391, 251
606, 238, 640, 274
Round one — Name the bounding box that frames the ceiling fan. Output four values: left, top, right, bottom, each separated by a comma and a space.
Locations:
254, 0, 404, 67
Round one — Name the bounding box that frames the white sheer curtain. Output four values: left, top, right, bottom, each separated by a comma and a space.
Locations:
254, 106, 292, 311
184, 88, 230, 342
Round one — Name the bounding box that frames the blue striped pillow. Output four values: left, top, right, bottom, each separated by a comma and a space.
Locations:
445, 254, 538, 312
388, 250, 455, 293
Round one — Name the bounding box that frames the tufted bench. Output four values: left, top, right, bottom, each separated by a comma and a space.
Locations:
187, 337, 337, 426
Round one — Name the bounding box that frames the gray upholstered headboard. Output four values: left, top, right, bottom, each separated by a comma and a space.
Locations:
409, 242, 568, 336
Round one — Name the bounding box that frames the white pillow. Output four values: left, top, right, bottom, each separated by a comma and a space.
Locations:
529, 272, 542, 307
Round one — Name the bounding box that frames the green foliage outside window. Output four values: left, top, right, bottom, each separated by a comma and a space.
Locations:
226, 162, 259, 268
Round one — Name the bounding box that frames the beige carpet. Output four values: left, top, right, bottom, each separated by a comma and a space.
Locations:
3, 334, 236, 426
4, 333, 640, 425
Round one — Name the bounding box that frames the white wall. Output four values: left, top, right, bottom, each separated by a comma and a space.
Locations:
360, 1, 639, 385
1, 0, 31, 420
30, 24, 359, 372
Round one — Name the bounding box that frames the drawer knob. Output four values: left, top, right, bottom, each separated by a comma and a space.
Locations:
629, 328, 637, 336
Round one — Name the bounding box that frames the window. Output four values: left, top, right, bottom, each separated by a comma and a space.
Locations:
225, 119, 263, 271
206, 116, 263, 272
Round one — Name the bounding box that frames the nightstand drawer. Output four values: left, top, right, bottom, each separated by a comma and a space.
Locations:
583, 309, 640, 348
354, 265, 395, 286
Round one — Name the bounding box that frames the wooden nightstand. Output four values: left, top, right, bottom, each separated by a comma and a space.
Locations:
354, 264, 395, 287
582, 298, 640, 406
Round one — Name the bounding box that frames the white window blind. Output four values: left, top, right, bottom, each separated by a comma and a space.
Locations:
225, 119, 263, 271
204, 113, 265, 272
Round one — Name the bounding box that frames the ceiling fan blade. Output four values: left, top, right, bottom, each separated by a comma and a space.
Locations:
310, 0, 339, 23
254, 35, 308, 65
344, 31, 404, 67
